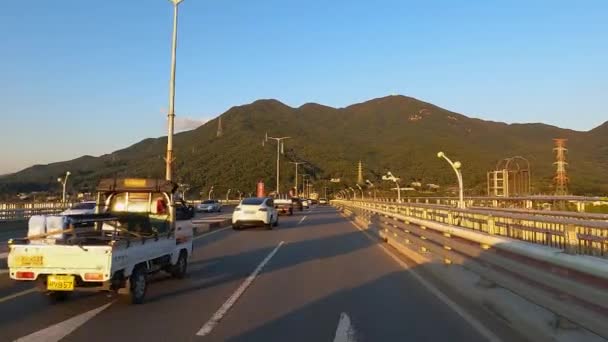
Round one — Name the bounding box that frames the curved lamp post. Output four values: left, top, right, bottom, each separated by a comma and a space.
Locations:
208, 185, 215, 200
382, 171, 401, 203
57, 171, 71, 203
437, 152, 465, 209
355, 184, 364, 200
365, 179, 376, 201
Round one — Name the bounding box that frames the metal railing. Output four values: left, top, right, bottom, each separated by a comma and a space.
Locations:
0, 202, 72, 222
334, 200, 608, 338
368, 195, 608, 213
344, 199, 608, 257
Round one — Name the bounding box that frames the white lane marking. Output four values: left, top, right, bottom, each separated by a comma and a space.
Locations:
196, 241, 285, 337
14, 301, 113, 342
193, 226, 231, 241
0, 288, 37, 304
0, 252, 8, 259
333, 312, 357, 342
298, 216, 307, 225
347, 218, 502, 342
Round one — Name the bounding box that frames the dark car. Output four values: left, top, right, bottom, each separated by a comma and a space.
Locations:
175, 200, 195, 220
291, 197, 304, 211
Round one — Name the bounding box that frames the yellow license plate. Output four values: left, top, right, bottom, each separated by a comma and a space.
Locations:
47, 275, 75, 291
17, 255, 44, 267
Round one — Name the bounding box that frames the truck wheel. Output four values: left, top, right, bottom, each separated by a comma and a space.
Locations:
273, 217, 279, 227
171, 250, 188, 279
129, 266, 147, 304
265, 218, 273, 230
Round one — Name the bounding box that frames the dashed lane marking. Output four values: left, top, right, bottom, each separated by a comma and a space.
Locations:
333, 312, 357, 342
14, 301, 114, 342
196, 241, 285, 337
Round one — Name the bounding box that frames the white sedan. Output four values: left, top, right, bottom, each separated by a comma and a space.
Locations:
232, 197, 279, 230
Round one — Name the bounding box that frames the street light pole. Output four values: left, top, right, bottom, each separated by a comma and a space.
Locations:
165, 0, 184, 181
355, 184, 364, 200
382, 171, 401, 203
226, 188, 231, 201
57, 171, 71, 203
437, 152, 465, 209
290, 161, 305, 196
266, 136, 291, 194
366, 179, 376, 201
349, 187, 356, 200
208, 185, 214, 200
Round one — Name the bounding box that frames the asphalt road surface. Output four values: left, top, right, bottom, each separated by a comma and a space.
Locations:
0, 206, 526, 342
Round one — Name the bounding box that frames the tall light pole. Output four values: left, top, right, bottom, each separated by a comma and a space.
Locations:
382, 171, 401, 203
355, 184, 364, 199
302, 174, 308, 197
226, 188, 231, 201
57, 171, 71, 203
208, 185, 214, 200
165, 0, 184, 181
437, 152, 465, 209
290, 161, 305, 197
266, 135, 291, 194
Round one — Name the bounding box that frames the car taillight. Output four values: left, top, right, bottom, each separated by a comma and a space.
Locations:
258, 208, 268, 212
84, 273, 104, 281
16, 271, 35, 279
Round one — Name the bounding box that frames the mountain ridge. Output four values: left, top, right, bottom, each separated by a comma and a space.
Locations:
1, 95, 606, 197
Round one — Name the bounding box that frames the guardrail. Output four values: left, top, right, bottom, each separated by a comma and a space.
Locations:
367, 195, 608, 213
344, 200, 608, 258
0, 202, 72, 222
334, 200, 608, 339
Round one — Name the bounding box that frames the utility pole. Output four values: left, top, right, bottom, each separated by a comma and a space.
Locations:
266, 135, 291, 194
165, 0, 184, 181
290, 161, 305, 197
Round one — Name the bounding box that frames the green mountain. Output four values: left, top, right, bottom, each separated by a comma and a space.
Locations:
1, 95, 607, 198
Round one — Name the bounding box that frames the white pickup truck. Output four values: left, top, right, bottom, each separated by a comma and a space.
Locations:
7, 178, 193, 304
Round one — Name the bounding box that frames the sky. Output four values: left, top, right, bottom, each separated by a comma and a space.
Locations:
1, 0, 607, 174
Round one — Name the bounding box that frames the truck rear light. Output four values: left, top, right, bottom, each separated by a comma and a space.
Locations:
258, 208, 268, 212
16, 271, 35, 279
84, 273, 104, 281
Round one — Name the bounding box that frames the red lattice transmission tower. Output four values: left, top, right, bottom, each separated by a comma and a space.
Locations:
553, 138, 569, 195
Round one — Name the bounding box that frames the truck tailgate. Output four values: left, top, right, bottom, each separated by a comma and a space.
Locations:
8, 244, 112, 280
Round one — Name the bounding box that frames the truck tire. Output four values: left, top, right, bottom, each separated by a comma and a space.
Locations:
273, 217, 279, 227
265, 218, 273, 230
171, 250, 188, 279
129, 266, 147, 304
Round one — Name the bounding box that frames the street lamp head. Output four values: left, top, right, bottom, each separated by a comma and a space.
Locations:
382, 175, 389, 180
66, 171, 71, 176
437, 151, 445, 158
169, 0, 184, 5
453, 161, 462, 169
57, 178, 62, 183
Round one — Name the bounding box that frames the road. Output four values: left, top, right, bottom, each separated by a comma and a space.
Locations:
0, 206, 526, 341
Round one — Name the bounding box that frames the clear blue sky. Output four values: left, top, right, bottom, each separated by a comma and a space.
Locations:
1, 0, 607, 174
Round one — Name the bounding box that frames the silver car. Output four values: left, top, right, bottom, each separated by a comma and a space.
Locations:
197, 199, 222, 213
